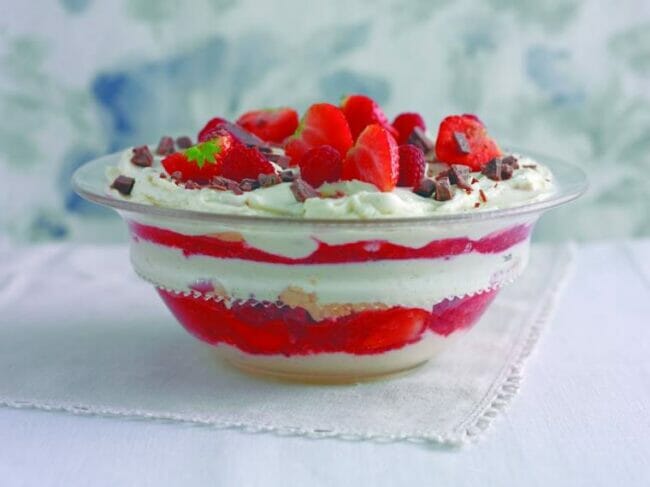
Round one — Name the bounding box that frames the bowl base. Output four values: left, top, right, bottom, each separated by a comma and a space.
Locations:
223, 356, 429, 384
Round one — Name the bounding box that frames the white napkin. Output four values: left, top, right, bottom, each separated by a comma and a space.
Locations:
0, 241, 574, 445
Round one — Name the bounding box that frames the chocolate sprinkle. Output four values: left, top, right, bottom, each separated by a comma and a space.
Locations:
175, 136, 193, 149
111, 175, 135, 195
130, 146, 153, 167
434, 177, 453, 201
239, 178, 260, 192
407, 127, 435, 155
258, 172, 282, 188
479, 189, 487, 203
453, 132, 471, 154
155, 136, 175, 156
290, 179, 319, 202
279, 170, 296, 182
413, 179, 435, 198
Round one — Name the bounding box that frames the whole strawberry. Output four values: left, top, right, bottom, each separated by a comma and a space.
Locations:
434, 114, 500, 171
392, 112, 426, 145
397, 145, 426, 188
236, 108, 299, 144
341, 94, 398, 141
162, 136, 233, 183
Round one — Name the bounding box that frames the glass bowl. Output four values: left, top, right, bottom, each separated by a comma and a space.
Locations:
72, 150, 586, 383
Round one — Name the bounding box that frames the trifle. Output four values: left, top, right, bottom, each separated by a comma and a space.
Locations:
73, 95, 586, 382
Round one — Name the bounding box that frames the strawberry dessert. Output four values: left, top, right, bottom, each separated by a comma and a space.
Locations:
98, 95, 558, 382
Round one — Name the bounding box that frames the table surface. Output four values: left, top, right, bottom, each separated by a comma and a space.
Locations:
1, 240, 649, 487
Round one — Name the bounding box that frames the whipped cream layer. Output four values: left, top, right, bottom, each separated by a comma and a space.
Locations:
107, 148, 554, 220
131, 239, 529, 311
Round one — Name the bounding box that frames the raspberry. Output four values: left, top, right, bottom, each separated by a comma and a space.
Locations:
397, 145, 426, 188
392, 112, 426, 145
297, 145, 342, 188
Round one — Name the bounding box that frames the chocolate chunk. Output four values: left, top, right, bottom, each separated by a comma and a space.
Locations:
501, 155, 519, 169
290, 179, 319, 202
449, 164, 472, 190
184, 180, 202, 190
279, 170, 296, 182
239, 178, 260, 192
258, 172, 282, 188
257, 146, 273, 154
407, 127, 435, 154
482, 157, 514, 181
208, 176, 243, 194
264, 152, 291, 168
155, 136, 175, 155
434, 177, 453, 201
215, 121, 271, 151
453, 132, 471, 154
413, 179, 435, 198
111, 175, 135, 195
175, 136, 193, 149
130, 146, 153, 167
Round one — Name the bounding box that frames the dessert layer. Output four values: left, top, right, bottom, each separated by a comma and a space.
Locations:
157, 288, 498, 356
133, 239, 527, 309
108, 149, 554, 219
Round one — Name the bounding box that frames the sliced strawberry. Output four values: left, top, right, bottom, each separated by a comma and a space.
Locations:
236, 108, 299, 144
162, 136, 233, 183
392, 112, 426, 145
197, 117, 229, 143
434, 114, 501, 171
397, 145, 426, 188
284, 103, 353, 164
298, 145, 342, 188
342, 124, 399, 192
221, 143, 275, 182
340, 94, 398, 141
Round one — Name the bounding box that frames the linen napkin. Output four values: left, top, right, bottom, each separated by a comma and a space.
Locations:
0, 241, 573, 445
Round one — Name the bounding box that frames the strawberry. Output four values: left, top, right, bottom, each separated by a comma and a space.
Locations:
197, 117, 229, 143
298, 145, 342, 188
342, 124, 399, 192
236, 108, 299, 144
284, 103, 353, 164
397, 145, 426, 188
220, 143, 276, 183
340, 94, 398, 140
434, 114, 501, 171
392, 112, 426, 145
162, 136, 233, 183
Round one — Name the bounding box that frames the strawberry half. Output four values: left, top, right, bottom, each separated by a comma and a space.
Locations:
392, 112, 426, 145
284, 103, 353, 165
220, 143, 276, 182
162, 136, 233, 183
298, 145, 342, 188
434, 114, 501, 171
236, 108, 299, 144
341, 94, 398, 141
342, 124, 399, 192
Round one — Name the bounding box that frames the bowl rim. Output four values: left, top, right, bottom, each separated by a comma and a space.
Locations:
71, 146, 588, 228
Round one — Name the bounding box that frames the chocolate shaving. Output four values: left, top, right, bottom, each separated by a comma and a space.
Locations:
111, 175, 135, 195
175, 136, 193, 149
290, 179, 319, 202
449, 164, 472, 190
258, 173, 282, 188
279, 170, 296, 182
474, 202, 481, 208
434, 177, 453, 201
130, 146, 153, 167
413, 179, 435, 198
239, 178, 260, 192
479, 189, 487, 203
453, 132, 471, 154
155, 136, 175, 155
264, 152, 292, 168
184, 180, 202, 190
208, 176, 242, 194
471, 177, 479, 184
407, 127, 435, 155
522, 164, 537, 169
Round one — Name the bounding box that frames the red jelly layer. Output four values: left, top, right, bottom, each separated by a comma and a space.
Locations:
128, 221, 530, 264
159, 289, 498, 356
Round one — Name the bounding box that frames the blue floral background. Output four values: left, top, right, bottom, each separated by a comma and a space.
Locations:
1, 0, 649, 242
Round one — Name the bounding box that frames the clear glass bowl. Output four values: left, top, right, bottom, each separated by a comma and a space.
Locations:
72, 150, 586, 383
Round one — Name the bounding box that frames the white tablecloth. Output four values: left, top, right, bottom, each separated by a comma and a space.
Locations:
1, 240, 649, 487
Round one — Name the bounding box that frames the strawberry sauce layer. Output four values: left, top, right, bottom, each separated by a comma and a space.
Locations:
129, 221, 530, 264
158, 289, 498, 355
